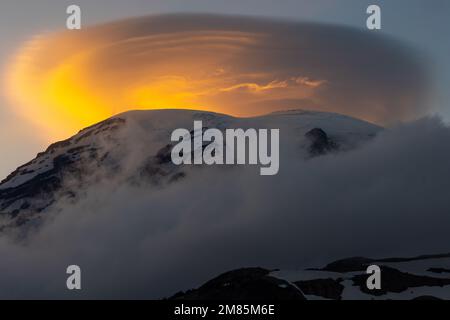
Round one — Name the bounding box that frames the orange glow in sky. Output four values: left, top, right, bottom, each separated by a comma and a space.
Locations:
6, 15, 423, 141
5, 18, 325, 140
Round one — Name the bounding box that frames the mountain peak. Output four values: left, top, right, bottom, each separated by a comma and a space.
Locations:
0, 109, 380, 231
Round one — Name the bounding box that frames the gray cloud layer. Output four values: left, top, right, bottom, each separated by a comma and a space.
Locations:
1, 116, 450, 299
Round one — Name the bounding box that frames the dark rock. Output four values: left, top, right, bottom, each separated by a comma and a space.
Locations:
67, 146, 89, 154
0, 118, 129, 221
305, 128, 338, 156
321, 257, 374, 273
20, 169, 35, 175
352, 266, 450, 296
20, 202, 30, 210
170, 268, 305, 300
427, 268, 450, 274
46, 139, 72, 154
320, 253, 450, 273
74, 118, 125, 143
377, 253, 450, 263
295, 278, 344, 300
156, 144, 173, 164
168, 252, 450, 300
0, 160, 35, 185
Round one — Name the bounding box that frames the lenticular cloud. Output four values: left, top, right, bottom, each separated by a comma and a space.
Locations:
9, 14, 429, 139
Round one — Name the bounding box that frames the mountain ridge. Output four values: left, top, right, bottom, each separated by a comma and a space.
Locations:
0, 109, 381, 231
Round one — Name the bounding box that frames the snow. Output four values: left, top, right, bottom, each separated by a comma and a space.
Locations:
0, 108, 383, 232
271, 257, 450, 300
0, 158, 55, 190
2, 108, 380, 189
379, 258, 450, 279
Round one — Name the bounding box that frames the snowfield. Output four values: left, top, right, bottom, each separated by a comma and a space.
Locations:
0, 109, 380, 228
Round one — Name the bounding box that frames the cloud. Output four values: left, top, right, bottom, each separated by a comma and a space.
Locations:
220, 79, 289, 92
1, 116, 450, 299
220, 77, 326, 93
6, 14, 430, 139
294, 77, 327, 88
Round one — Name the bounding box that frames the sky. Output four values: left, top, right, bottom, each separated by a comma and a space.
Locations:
0, 0, 449, 179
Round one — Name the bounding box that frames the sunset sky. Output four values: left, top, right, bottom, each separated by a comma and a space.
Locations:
0, 0, 449, 178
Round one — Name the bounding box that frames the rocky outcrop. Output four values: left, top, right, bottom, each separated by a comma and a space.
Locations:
305, 128, 338, 156
0, 118, 127, 228
295, 278, 344, 300
352, 266, 450, 296
172, 253, 450, 300
170, 268, 306, 300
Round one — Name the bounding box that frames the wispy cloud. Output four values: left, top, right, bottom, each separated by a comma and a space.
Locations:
220, 76, 327, 93
220, 80, 289, 92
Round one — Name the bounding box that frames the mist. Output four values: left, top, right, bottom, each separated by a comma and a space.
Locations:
1, 116, 450, 299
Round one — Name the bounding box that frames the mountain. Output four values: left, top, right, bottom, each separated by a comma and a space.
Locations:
171, 253, 450, 300
0, 109, 380, 232
2, 109, 450, 299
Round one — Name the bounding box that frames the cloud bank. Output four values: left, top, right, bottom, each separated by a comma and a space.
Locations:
1, 116, 450, 299
7, 14, 429, 139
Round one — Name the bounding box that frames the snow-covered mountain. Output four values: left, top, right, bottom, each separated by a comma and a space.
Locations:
0, 109, 380, 231
2, 109, 450, 300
